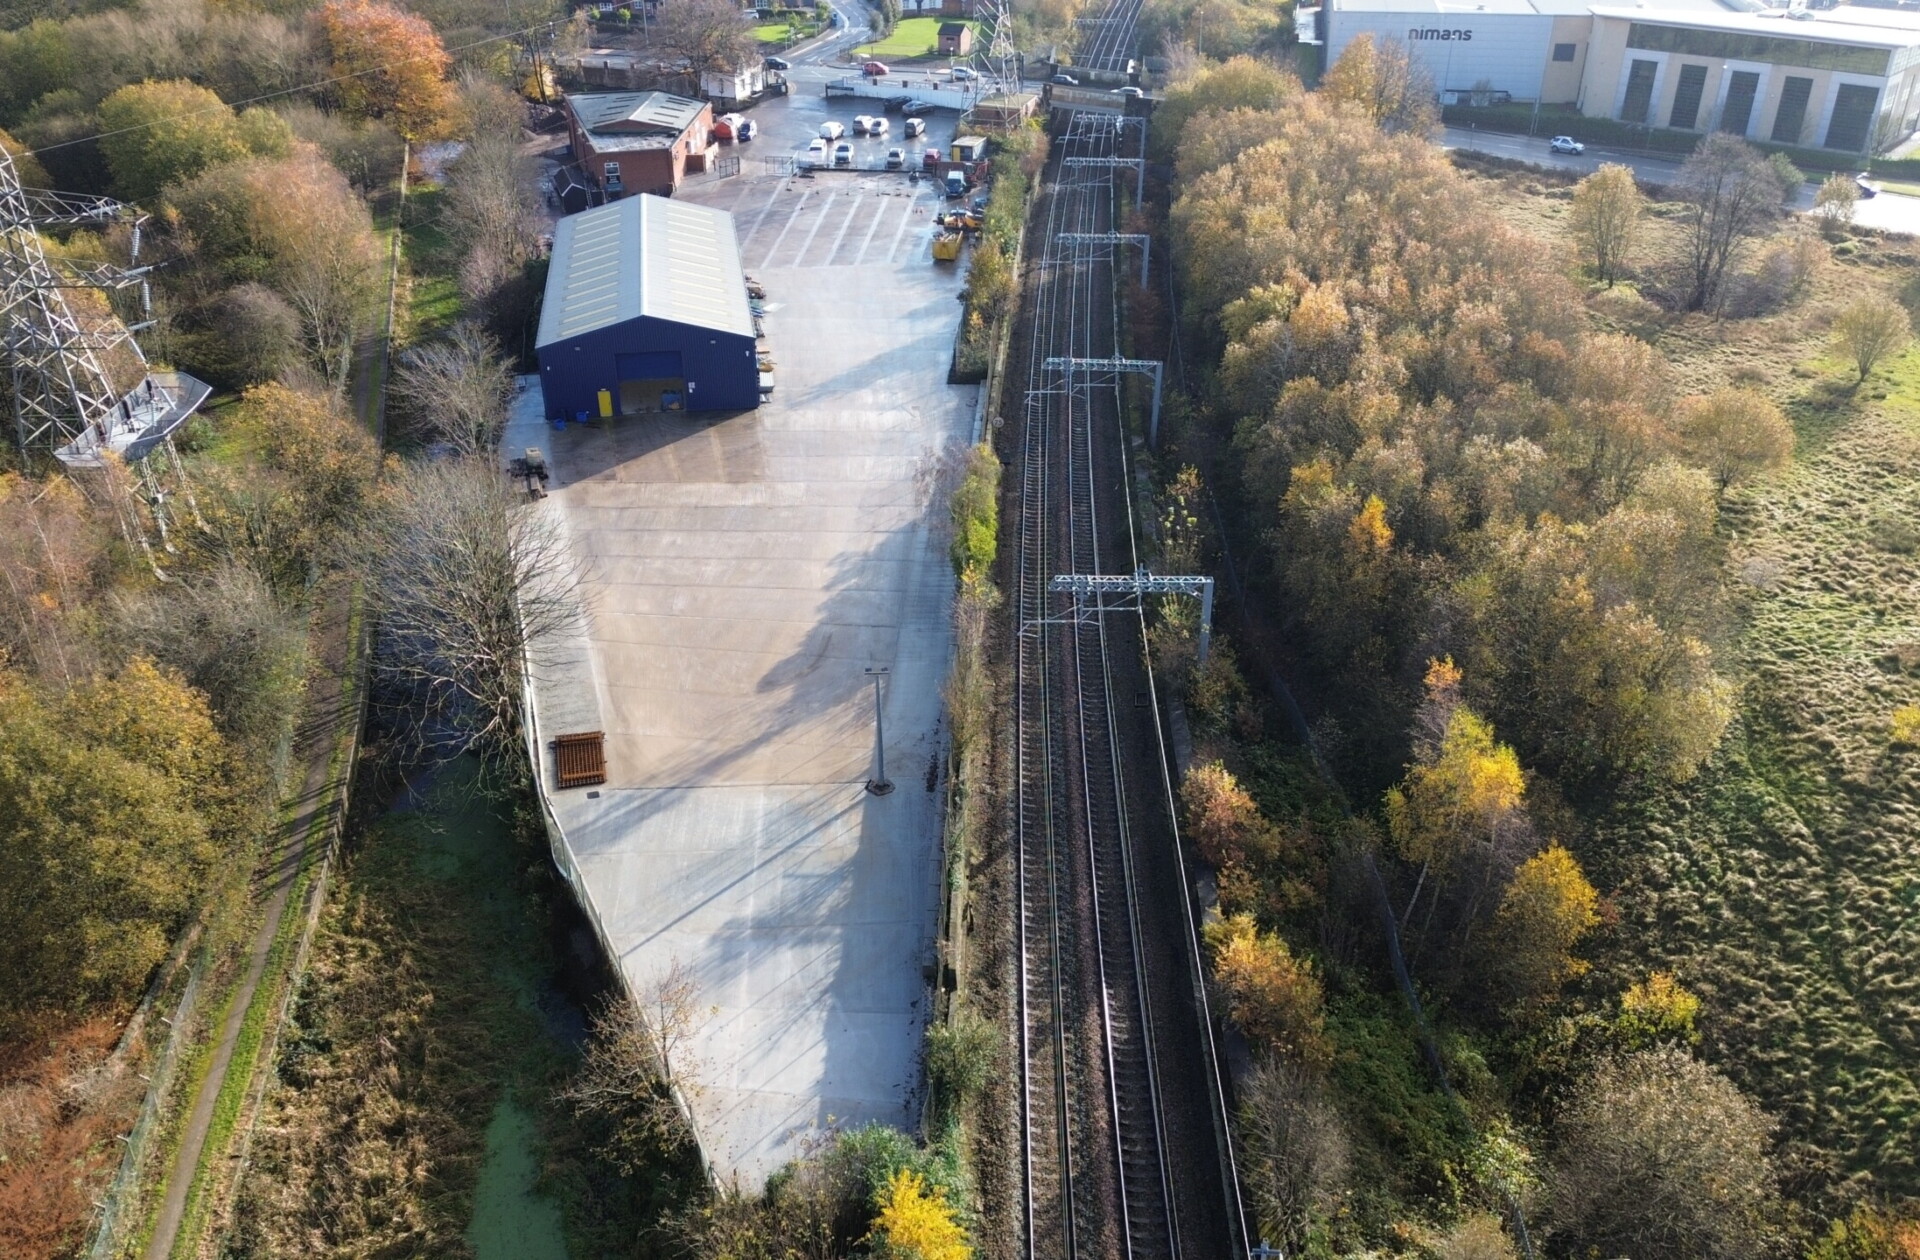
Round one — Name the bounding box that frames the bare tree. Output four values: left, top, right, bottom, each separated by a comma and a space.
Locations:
1570, 163, 1642, 286
1833, 293, 1913, 384
1675, 134, 1793, 312
1239, 1057, 1350, 1249
365, 456, 582, 754
1551, 1046, 1782, 1260
650, 0, 758, 78
1813, 172, 1860, 236
445, 75, 542, 305
557, 961, 704, 1172
389, 321, 514, 454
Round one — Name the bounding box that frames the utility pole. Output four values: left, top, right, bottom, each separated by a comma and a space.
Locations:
864, 666, 893, 795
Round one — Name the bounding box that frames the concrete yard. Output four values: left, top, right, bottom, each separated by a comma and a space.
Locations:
510, 162, 977, 1185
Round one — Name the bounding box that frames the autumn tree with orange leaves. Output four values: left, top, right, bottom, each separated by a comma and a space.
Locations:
315, 0, 455, 137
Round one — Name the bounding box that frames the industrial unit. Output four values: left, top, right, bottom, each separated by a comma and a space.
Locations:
535, 194, 760, 420
1316, 0, 1920, 152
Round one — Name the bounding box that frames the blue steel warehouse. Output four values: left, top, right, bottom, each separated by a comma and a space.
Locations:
535, 194, 760, 420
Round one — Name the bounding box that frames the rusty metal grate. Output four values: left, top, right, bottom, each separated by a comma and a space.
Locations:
553, 732, 607, 788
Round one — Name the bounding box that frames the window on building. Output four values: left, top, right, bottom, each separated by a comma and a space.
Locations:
1553, 42, 1577, 62
1720, 69, 1760, 135
1622, 59, 1659, 123
1626, 21, 1888, 76
1771, 74, 1814, 143
604, 162, 621, 176
1669, 62, 1709, 129
1826, 82, 1881, 151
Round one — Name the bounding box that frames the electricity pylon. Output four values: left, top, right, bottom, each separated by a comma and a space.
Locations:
1, 146, 209, 566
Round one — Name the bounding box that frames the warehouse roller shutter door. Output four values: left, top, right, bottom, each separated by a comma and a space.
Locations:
616, 350, 685, 413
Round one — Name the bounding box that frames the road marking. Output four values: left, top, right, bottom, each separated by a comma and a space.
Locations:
780, 191, 835, 269
850, 194, 891, 265
755, 192, 810, 270
887, 189, 922, 262
742, 180, 788, 258
814, 191, 863, 266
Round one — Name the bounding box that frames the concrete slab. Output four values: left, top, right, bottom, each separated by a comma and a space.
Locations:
512, 164, 974, 1186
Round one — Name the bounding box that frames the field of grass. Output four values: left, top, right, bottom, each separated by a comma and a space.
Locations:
1469, 159, 1920, 1205
856, 16, 979, 60
755, 16, 820, 44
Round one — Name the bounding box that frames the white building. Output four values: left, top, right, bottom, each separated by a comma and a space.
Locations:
1318, 0, 1920, 151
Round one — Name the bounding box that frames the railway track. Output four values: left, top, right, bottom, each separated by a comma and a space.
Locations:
1009, 3, 1246, 1255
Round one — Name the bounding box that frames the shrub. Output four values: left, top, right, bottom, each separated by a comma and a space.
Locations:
925, 1006, 997, 1120
1891, 705, 1920, 747
1205, 913, 1330, 1065
868, 1169, 968, 1260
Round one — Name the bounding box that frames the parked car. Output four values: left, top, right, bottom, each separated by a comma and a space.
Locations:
765, 55, 791, 70
868, 116, 890, 136
883, 94, 913, 112
853, 114, 874, 134
805, 138, 828, 165
1854, 173, 1880, 198
863, 60, 889, 75
923, 146, 941, 168
1051, 73, 1078, 85
904, 116, 925, 138
902, 99, 935, 116
735, 118, 757, 141
885, 146, 906, 169
1549, 135, 1585, 154
950, 65, 977, 80
1111, 85, 1144, 98
834, 141, 854, 166
944, 169, 967, 197
819, 120, 844, 140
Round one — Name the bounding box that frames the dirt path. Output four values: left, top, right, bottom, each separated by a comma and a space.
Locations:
140, 584, 357, 1260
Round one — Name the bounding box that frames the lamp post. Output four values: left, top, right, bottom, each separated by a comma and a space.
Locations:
864, 666, 893, 795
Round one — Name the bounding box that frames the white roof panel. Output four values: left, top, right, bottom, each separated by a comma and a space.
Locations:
537, 194, 753, 350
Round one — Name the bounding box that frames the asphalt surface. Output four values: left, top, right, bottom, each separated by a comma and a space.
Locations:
1442, 125, 1920, 236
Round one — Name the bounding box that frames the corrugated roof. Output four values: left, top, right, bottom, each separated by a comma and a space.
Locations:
1592, 1, 1920, 43
536, 194, 753, 349
569, 91, 709, 137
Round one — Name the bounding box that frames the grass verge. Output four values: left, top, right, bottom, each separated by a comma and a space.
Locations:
856, 16, 979, 59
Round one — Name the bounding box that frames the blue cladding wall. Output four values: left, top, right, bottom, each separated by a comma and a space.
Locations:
537, 313, 760, 419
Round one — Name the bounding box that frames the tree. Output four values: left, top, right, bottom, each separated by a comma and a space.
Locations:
558, 964, 702, 1174
446, 75, 542, 306
1833, 293, 1912, 384
194, 282, 304, 388
1484, 843, 1599, 1011
1814, 172, 1861, 235
1181, 761, 1280, 870
0, 472, 111, 683
1613, 971, 1701, 1049
1808, 1207, 1920, 1260
1150, 54, 1298, 163
1385, 696, 1526, 909
1551, 1046, 1782, 1260
1569, 163, 1642, 286
0, 660, 234, 1035
97, 79, 290, 203
315, 0, 455, 137
1434, 1214, 1518, 1260
366, 456, 582, 754
0, 125, 52, 189
1674, 133, 1792, 312
1320, 33, 1436, 134
869, 1169, 968, 1260
1238, 1057, 1349, 1249
652, 0, 759, 78
1205, 913, 1330, 1064
390, 321, 514, 454
1673, 386, 1793, 490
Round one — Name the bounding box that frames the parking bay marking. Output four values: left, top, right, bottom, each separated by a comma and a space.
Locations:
755, 191, 813, 271
785, 191, 839, 269
813, 192, 864, 267
849, 192, 892, 265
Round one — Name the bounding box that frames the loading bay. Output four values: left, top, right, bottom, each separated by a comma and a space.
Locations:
509, 126, 978, 1185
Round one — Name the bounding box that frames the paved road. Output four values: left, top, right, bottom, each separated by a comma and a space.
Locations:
1441, 125, 1920, 236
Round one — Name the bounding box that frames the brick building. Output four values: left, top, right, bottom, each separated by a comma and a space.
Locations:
565, 90, 714, 200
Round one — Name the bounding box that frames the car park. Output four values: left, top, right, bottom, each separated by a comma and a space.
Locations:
765, 55, 791, 70
834, 141, 853, 166
1051, 73, 1078, 85
819, 120, 844, 140
863, 60, 889, 75
1549, 135, 1585, 154
886, 147, 906, 169
904, 117, 925, 138
853, 114, 874, 134
868, 116, 889, 136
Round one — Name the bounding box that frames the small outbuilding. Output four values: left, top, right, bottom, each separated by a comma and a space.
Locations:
937, 21, 973, 54
536, 194, 760, 420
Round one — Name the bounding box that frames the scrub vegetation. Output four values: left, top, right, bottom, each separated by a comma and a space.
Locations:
1143, 37, 1920, 1259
